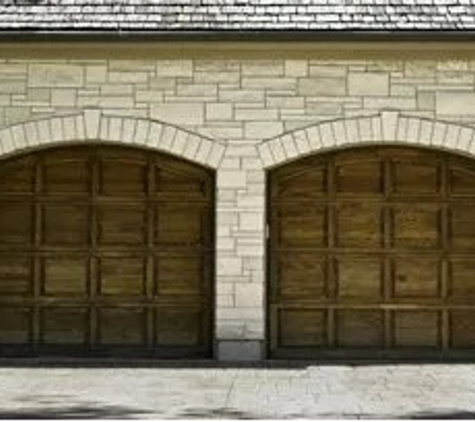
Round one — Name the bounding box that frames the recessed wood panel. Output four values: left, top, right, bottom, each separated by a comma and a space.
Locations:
274, 167, 326, 199
155, 308, 202, 346
278, 254, 327, 299
0, 145, 213, 359
335, 161, 382, 194
156, 207, 204, 246
336, 259, 381, 298
392, 161, 439, 194
450, 260, 475, 298
393, 259, 440, 298
42, 205, 88, 245
100, 159, 147, 196
336, 310, 383, 348
336, 204, 381, 248
42, 257, 87, 295
279, 309, 326, 348
0, 159, 34, 194
0, 257, 31, 295
451, 205, 475, 250
40, 308, 88, 345
0, 308, 30, 344
43, 161, 89, 195
269, 146, 475, 360
393, 206, 440, 249
393, 311, 439, 348
99, 257, 145, 296
276, 205, 326, 248
98, 308, 146, 345
0, 204, 32, 245
155, 256, 202, 296
97, 205, 146, 245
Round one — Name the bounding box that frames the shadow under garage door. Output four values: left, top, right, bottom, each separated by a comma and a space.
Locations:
0, 145, 214, 358
268, 146, 475, 360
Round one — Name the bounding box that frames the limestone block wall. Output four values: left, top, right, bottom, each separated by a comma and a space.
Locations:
1, 53, 475, 360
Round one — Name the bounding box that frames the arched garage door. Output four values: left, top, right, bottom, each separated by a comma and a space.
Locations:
269, 146, 475, 360
0, 145, 214, 358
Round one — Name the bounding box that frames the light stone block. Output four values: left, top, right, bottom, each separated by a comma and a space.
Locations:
217, 170, 247, 188
151, 103, 204, 126
381, 111, 399, 141
218, 257, 243, 276
156, 60, 193, 77
298, 78, 346, 96
285, 60, 308, 77
257, 143, 274, 168
207, 143, 226, 168
244, 121, 283, 140
437, 91, 475, 116
84, 109, 101, 140
235, 284, 263, 308
239, 212, 264, 231
121, 118, 137, 145
348, 72, 389, 96
268, 138, 286, 163
29, 64, 83, 88
206, 103, 233, 121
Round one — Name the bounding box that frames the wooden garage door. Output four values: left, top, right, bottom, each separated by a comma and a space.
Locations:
0, 145, 214, 358
269, 146, 475, 360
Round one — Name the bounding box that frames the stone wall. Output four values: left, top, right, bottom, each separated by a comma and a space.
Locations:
2, 55, 475, 360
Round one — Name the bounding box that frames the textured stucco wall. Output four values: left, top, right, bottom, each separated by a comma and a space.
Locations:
2, 56, 475, 360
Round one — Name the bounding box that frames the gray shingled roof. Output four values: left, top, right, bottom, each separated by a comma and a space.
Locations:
0, 0, 475, 32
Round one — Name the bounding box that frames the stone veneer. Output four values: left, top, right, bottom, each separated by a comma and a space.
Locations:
2, 57, 475, 360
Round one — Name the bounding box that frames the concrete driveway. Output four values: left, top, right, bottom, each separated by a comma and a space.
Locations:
0, 364, 474, 419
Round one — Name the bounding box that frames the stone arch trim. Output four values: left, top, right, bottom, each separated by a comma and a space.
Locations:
0, 109, 226, 169
257, 111, 475, 169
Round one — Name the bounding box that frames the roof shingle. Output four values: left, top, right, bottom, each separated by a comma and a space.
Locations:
1, 0, 475, 32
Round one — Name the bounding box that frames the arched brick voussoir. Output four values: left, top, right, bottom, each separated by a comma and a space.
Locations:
257, 111, 475, 169
0, 109, 226, 169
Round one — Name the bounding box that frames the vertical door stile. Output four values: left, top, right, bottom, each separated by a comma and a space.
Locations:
88, 150, 99, 350
326, 159, 336, 349
32, 157, 42, 352
146, 158, 156, 350
440, 158, 450, 351
383, 157, 393, 350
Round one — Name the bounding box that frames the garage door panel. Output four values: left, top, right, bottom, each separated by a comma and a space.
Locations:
0, 256, 32, 296
449, 167, 475, 196
42, 205, 89, 246
43, 160, 89, 195
98, 308, 146, 346
275, 206, 326, 248
156, 167, 210, 198
155, 308, 203, 347
0, 159, 34, 194
335, 161, 383, 194
336, 310, 384, 348
336, 258, 382, 299
392, 161, 440, 195
155, 207, 207, 246
273, 167, 326, 199
0, 203, 32, 245
451, 205, 475, 250
99, 159, 147, 196
276, 254, 328, 300
336, 204, 382, 248
278, 309, 326, 348
97, 205, 147, 246
40, 308, 88, 345
269, 146, 475, 359
392, 258, 440, 298
393, 311, 440, 348
155, 256, 202, 296
0, 308, 30, 344
392, 206, 441, 249
98, 257, 146, 296
42, 257, 88, 295
449, 260, 475, 299
451, 311, 475, 349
